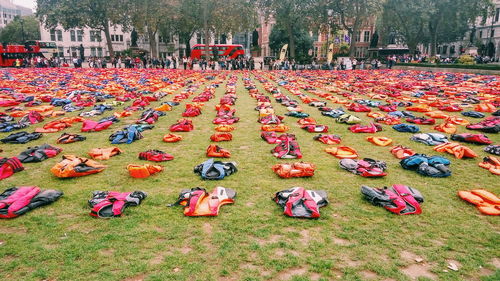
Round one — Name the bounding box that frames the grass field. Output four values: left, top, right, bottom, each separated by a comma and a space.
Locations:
0, 69, 499, 281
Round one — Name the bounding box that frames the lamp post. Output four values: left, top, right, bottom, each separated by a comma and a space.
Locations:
20, 18, 25, 43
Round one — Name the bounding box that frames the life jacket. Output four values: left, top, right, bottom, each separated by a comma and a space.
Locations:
261, 131, 279, 144
285, 111, 309, 118
438, 105, 462, 112
367, 112, 386, 119
57, 133, 86, 144
35, 117, 84, 133
446, 116, 469, 126
400, 154, 451, 177
462, 111, 485, 118
271, 134, 302, 159
484, 145, 500, 156
18, 144, 62, 163
210, 133, 232, 142
194, 158, 238, 180
261, 124, 289, 132
340, 158, 387, 177
1, 131, 42, 144
434, 122, 457, 134
109, 125, 153, 144
19, 111, 44, 125
127, 164, 163, 178
259, 114, 283, 124
51, 155, 106, 178
450, 133, 492, 145
301, 124, 329, 133
406, 105, 430, 112
325, 146, 358, 159
406, 117, 435, 125
88, 190, 147, 218
309, 101, 327, 107
474, 103, 496, 113
466, 117, 500, 133
182, 105, 202, 117
297, 117, 316, 125
213, 116, 240, 125
206, 144, 231, 158
272, 162, 316, 178
170, 119, 194, 132
348, 103, 371, 112
361, 185, 423, 215
322, 109, 347, 119
88, 147, 123, 160
214, 125, 235, 132
375, 116, 402, 125
138, 149, 174, 162
458, 189, 499, 215
411, 133, 448, 146
273, 187, 328, 218
0, 157, 24, 180
478, 156, 500, 176
390, 145, 416, 159
313, 134, 341, 145
0, 122, 28, 132
424, 111, 449, 119
366, 136, 393, 146
336, 114, 361, 124
168, 187, 236, 216
349, 123, 381, 133
154, 103, 172, 112
392, 123, 420, 133
81, 119, 114, 132
378, 104, 398, 112
0, 186, 63, 218
160, 134, 182, 143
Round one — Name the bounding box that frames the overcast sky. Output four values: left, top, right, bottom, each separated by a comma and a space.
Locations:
13, 0, 36, 11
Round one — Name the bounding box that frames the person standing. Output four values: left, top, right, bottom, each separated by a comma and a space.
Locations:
352, 58, 357, 70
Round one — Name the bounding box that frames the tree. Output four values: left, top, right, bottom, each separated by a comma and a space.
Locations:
269, 26, 313, 63
0, 15, 40, 44
127, 0, 175, 57
380, 0, 430, 54
257, 0, 316, 59
36, 0, 129, 57
329, 0, 382, 56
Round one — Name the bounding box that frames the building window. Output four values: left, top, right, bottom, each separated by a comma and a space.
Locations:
450, 45, 455, 54
97, 47, 103, 57
70, 30, 76, 42
196, 33, 202, 44
90, 30, 101, 42
437, 46, 441, 54
56, 30, 62, 41
495, 8, 500, 22
491, 29, 495, 38
57, 47, 64, 57
363, 31, 370, 43
119, 35, 123, 42
479, 30, 483, 39
90, 47, 96, 57
77, 30, 83, 42
442, 45, 448, 54
355, 31, 361, 42
50, 29, 56, 41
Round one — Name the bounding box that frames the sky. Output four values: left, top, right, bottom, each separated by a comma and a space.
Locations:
13, 0, 36, 11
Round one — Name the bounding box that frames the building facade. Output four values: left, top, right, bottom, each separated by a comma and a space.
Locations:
0, 0, 32, 28
437, 0, 500, 60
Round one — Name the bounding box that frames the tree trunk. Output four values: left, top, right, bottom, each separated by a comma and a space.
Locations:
103, 21, 114, 58
203, 1, 210, 60
185, 37, 191, 57
286, 22, 295, 59
148, 27, 158, 58
349, 22, 360, 57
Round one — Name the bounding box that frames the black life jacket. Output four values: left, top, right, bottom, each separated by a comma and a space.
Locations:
18, 144, 62, 163
0, 186, 63, 218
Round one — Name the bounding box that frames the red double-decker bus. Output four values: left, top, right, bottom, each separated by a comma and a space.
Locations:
191, 44, 244, 60
0, 44, 41, 67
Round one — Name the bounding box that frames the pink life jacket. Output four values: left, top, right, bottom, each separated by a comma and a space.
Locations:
273, 187, 328, 218
0, 157, 24, 180
89, 191, 147, 218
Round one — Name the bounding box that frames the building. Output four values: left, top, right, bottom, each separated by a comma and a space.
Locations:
0, 0, 32, 28
436, 0, 500, 61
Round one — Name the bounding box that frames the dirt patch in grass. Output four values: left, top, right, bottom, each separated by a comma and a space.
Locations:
122, 273, 147, 281
344, 258, 362, 268
100, 248, 115, 256
491, 257, 500, 268
276, 267, 307, 280
330, 268, 343, 279
477, 266, 494, 277
179, 246, 192, 254
149, 253, 164, 265
2, 226, 27, 234
1, 255, 17, 263
256, 234, 282, 246
310, 272, 321, 280
401, 263, 437, 280
245, 202, 254, 207
202, 222, 212, 235
360, 270, 378, 279
446, 259, 461, 271
332, 237, 352, 246
400, 250, 423, 262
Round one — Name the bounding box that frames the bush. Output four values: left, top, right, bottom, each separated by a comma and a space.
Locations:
458, 55, 475, 65
395, 62, 500, 71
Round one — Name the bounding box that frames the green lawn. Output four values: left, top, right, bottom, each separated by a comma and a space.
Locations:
0, 70, 498, 281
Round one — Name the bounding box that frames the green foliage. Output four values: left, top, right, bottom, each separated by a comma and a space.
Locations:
396, 62, 500, 70
458, 55, 475, 65
269, 26, 313, 63
0, 16, 41, 44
